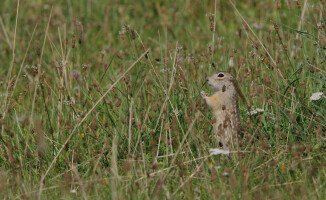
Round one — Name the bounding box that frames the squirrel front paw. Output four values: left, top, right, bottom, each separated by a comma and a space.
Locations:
200, 91, 207, 99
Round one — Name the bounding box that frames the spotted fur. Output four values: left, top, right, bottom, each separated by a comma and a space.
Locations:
201, 71, 243, 149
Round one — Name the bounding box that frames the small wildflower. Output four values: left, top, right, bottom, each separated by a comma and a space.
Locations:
214, 165, 221, 170
81, 133, 85, 138
263, 57, 268, 64
208, 14, 214, 22
73, 71, 80, 80
222, 172, 229, 177
209, 148, 230, 155
281, 164, 286, 170
119, 26, 126, 35
217, 37, 224, 42
159, 68, 170, 73
309, 92, 324, 102
177, 57, 183, 64
247, 108, 264, 116
70, 189, 77, 194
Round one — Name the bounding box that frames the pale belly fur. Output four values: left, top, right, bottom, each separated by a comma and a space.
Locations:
211, 104, 239, 149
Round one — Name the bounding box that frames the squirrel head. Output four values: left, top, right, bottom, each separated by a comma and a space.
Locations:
207, 71, 236, 92
206, 71, 246, 102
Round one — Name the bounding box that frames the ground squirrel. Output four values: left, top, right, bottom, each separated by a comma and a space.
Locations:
201, 71, 246, 149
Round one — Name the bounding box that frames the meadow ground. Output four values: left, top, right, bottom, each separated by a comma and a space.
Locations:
0, 0, 325, 199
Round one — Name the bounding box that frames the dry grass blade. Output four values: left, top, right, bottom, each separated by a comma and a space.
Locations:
135, 32, 199, 165
171, 160, 205, 198
128, 97, 134, 154
71, 167, 87, 200
30, 7, 53, 127
6, 24, 38, 117
155, 42, 178, 158
228, 0, 277, 67
1, 0, 20, 136
228, 0, 288, 87
111, 135, 118, 200
296, 0, 308, 40
211, 0, 217, 61
37, 49, 150, 198
151, 112, 200, 198
0, 16, 13, 49
152, 42, 178, 133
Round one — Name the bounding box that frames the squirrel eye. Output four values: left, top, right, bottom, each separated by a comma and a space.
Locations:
217, 73, 224, 78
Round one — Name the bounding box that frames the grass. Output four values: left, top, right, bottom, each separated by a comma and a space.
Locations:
0, 0, 325, 199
